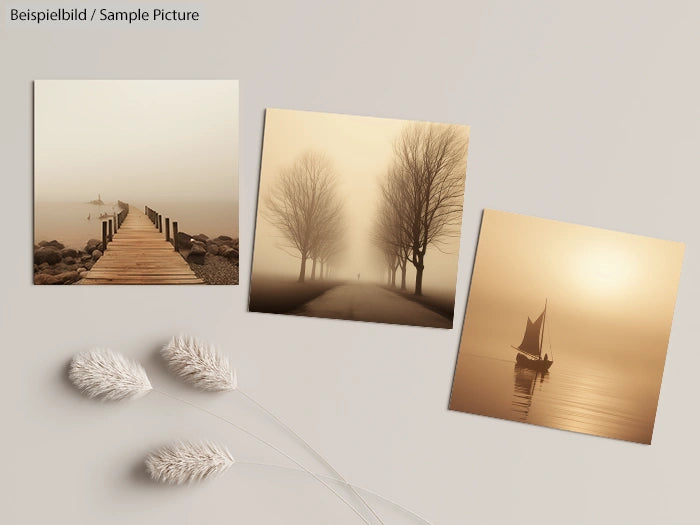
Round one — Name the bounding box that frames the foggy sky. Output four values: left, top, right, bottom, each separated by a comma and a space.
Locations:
457, 210, 685, 380
252, 108, 469, 292
34, 80, 238, 204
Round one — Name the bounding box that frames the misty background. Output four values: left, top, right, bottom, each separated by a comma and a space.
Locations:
252, 109, 467, 295
34, 80, 239, 248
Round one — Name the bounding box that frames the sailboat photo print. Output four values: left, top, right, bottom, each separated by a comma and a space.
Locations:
450, 210, 684, 444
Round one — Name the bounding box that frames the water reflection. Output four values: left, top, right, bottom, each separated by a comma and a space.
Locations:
512, 364, 548, 421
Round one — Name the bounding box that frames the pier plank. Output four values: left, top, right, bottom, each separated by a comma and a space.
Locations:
80, 207, 203, 285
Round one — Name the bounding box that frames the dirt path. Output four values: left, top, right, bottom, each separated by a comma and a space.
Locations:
292, 283, 452, 328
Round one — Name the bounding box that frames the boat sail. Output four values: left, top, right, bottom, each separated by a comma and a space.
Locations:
512, 301, 553, 371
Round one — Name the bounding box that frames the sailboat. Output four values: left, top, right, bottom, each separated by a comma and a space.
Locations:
511, 300, 553, 372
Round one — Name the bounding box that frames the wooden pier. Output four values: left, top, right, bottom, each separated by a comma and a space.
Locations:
80, 205, 203, 285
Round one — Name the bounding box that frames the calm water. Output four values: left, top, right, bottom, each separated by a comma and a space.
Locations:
35, 200, 238, 250
450, 354, 655, 444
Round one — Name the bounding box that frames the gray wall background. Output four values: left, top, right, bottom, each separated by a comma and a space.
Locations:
2, 1, 698, 523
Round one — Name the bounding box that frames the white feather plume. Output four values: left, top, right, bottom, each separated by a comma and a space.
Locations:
69, 348, 152, 401
145, 441, 235, 484
161, 335, 237, 391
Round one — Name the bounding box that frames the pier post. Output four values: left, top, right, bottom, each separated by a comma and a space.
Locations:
165, 218, 170, 243
158, 214, 162, 233
108, 219, 113, 241
145, 206, 148, 216
173, 221, 179, 251
102, 221, 107, 251
113, 213, 118, 232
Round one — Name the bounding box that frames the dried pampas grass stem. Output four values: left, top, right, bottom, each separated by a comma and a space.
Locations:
69, 348, 152, 401
160, 334, 383, 524
155, 389, 374, 525
161, 335, 236, 391
238, 461, 432, 525
238, 390, 386, 525
146, 441, 234, 484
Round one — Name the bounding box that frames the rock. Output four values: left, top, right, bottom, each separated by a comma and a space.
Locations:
219, 246, 239, 261
206, 243, 220, 255
34, 247, 62, 265
186, 242, 207, 265
60, 248, 79, 259
85, 239, 103, 252
176, 232, 193, 250
215, 235, 233, 242
91, 250, 102, 261
81, 254, 92, 262
63, 256, 76, 265
39, 240, 65, 250
193, 233, 209, 243
34, 270, 80, 285
190, 242, 207, 256
84, 260, 94, 270
77, 267, 87, 274
38, 262, 50, 270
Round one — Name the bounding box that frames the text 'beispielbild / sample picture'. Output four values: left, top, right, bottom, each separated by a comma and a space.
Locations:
249, 108, 470, 328
450, 210, 685, 444
33, 80, 239, 285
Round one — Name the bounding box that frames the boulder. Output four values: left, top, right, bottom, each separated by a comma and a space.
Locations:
190, 242, 207, 256
193, 233, 209, 243
39, 240, 65, 250
34, 270, 80, 285
215, 235, 233, 242
219, 246, 239, 261
186, 242, 207, 265
84, 260, 94, 270
81, 254, 92, 262
176, 231, 193, 250
91, 250, 102, 261
206, 243, 220, 255
63, 256, 76, 265
34, 247, 62, 265
84, 239, 102, 253
60, 248, 79, 259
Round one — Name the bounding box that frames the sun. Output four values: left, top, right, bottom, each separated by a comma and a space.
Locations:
572, 243, 638, 295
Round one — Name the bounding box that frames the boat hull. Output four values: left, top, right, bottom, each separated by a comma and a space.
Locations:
515, 352, 553, 371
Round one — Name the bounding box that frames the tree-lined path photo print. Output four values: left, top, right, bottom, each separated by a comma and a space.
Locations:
250, 109, 469, 328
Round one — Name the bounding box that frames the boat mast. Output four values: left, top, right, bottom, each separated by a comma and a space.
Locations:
539, 299, 547, 360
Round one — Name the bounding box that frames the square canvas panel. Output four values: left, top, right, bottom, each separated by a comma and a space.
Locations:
33, 80, 239, 285
449, 210, 685, 444
249, 109, 470, 328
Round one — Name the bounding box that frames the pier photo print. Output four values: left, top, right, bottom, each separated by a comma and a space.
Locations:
249, 109, 469, 328
33, 80, 239, 285
449, 210, 684, 444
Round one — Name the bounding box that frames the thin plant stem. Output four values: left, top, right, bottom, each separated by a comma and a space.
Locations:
154, 389, 373, 525
238, 460, 432, 525
238, 388, 385, 525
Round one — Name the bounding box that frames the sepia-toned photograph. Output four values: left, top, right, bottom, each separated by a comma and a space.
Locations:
450, 210, 684, 444
249, 109, 470, 328
33, 80, 239, 285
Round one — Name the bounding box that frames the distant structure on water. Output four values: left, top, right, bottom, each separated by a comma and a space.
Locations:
87, 193, 105, 205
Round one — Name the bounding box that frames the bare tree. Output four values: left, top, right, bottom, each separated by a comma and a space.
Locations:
263, 152, 343, 283
373, 170, 411, 289
385, 123, 469, 295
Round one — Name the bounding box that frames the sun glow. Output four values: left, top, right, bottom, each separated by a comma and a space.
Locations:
572, 244, 638, 295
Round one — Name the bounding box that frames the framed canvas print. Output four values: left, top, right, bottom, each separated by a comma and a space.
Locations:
33, 80, 239, 285
249, 108, 470, 328
449, 210, 684, 444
